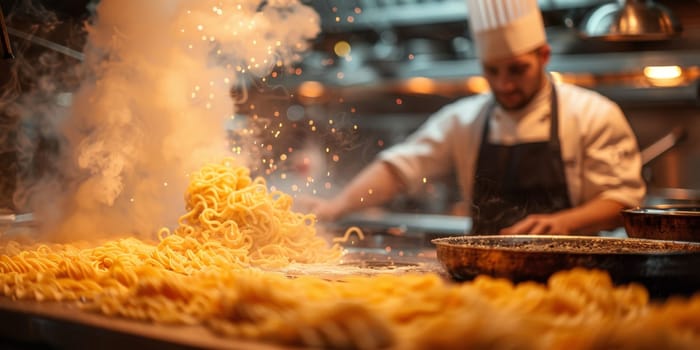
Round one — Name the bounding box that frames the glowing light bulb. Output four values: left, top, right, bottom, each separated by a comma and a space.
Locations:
644, 65, 682, 80
466, 76, 490, 93
405, 77, 436, 94
298, 81, 325, 98
334, 41, 351, 58
644, 65, 684, 86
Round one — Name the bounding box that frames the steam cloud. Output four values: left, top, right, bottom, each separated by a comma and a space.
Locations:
5, 0, 320, 240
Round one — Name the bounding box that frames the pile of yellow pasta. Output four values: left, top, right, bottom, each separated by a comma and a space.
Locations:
1, 158, 700, 349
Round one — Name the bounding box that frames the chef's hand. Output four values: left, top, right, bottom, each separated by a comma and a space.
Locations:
499, 213, 572, 235
294, 195, 344, 222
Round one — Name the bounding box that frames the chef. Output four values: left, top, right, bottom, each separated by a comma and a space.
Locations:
304, 0, 646, 235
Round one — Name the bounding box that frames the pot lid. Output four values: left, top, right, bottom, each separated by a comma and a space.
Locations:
579, 0, 682, 41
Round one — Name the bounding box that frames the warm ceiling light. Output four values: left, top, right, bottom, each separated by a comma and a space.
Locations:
333, 40, 351, 58
298, 81, 325, 98
465, 76, 490, 93
644, 65, 684, 87
643, 65, 682, 80
405, 77, 436, 94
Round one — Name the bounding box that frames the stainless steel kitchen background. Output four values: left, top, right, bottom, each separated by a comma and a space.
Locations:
238, 0, 700, 213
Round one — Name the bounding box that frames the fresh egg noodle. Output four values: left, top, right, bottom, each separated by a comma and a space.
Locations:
160, 158, 343, 269
1, 158, 700, 349
332, 225, 365, 244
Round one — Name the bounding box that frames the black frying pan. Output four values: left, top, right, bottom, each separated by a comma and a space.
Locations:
432, 235, 700, 298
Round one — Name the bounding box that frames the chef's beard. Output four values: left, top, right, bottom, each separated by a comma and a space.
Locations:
493, 68, 547, 111
494, 84, 541, 111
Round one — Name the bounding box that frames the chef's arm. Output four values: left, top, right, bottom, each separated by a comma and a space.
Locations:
500, 197, 625, 235
553, 197, 625, 233
305, 161, 406, 221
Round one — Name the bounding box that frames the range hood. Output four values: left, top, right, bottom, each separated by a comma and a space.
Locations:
579, 0, 683, 41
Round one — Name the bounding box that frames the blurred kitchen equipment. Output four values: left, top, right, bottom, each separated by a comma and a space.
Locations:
433, 235, 700, 298
579, 0, 683, 41
644, 187, 700, 206
622, 204, 700, 242
337, 212, 471, 236
5, 27, 84, 61
640, 126, 687, 165
0, 7, 14, 59
326, 212, 471, 252
0, 212, 34, 225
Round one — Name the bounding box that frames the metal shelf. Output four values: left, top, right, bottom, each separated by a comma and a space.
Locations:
304, 0, 609, 31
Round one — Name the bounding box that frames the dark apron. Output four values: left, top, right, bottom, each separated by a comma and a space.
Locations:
470, 84, 572, 234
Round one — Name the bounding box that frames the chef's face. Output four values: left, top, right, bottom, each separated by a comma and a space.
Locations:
481, 45, 551, 111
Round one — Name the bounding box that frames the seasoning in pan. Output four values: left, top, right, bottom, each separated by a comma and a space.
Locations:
432, 235, 700, 298
434, 235, 700, 254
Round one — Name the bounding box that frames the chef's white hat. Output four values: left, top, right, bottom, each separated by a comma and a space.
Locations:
466, 0, 547, 61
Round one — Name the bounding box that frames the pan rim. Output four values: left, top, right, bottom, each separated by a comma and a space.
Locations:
622, 208, 700, 216
430, 234, 700, 255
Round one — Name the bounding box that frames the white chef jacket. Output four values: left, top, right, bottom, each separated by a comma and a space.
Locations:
378, 81, 646, 215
